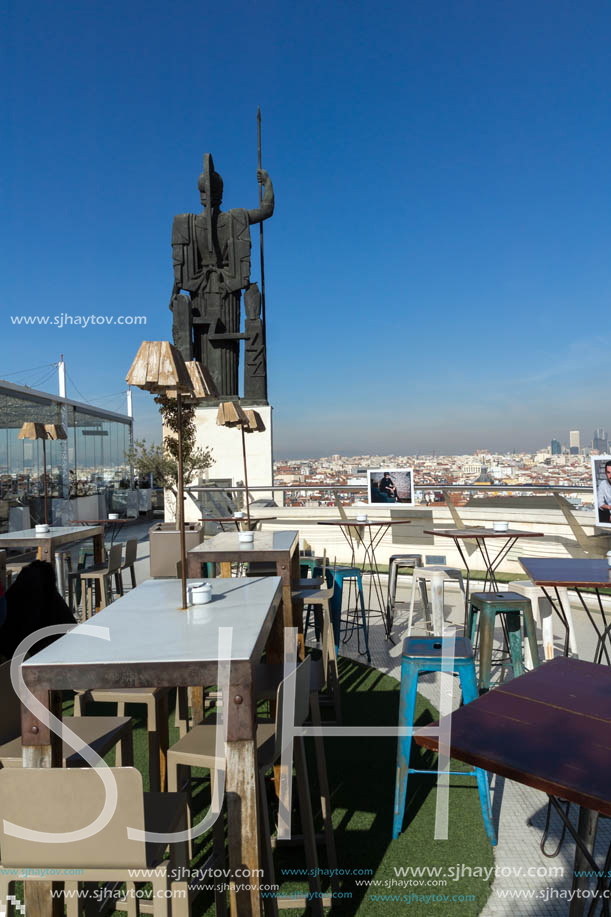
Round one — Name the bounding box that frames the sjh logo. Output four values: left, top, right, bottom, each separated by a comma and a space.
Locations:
0, 896, 26, 917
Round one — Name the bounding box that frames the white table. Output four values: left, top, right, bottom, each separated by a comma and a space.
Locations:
0, 525, 105, 599
21, 576, 283, 917
188, 530, 301, 658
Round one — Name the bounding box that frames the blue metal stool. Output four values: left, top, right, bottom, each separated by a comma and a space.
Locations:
392, 636, 496, 845
467, 591, 539, 693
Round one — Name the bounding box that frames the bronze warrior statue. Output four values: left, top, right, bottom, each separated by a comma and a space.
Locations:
170, 153, 274, 400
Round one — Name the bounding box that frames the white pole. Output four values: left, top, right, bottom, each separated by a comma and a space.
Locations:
127, 386, 135, 489
431, 571, 445, 635
58, 354, 67, 398
58, 354, 69, 504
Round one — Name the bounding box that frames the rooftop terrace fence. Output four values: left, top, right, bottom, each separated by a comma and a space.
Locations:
186, 482, 607, 577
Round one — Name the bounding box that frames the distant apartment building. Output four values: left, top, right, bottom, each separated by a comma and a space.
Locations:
593, 428, 608, 452
569, 430, 580, 455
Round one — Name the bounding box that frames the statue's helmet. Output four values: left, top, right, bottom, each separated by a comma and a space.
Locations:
198, 153, 223, 206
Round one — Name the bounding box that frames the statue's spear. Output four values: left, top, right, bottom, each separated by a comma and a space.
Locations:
257, 107, 268, 400
204, 153, 213, 253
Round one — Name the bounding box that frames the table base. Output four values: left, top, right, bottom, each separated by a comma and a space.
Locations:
547, 797, 610, 917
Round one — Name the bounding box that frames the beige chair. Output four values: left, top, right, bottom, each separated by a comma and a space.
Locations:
120, 537, 139, 591
5, 551, 36, 587
75, 685, 172, 792
167, 657, 326, 915
73, 542, 124, 618
0, 767, 189, 917
0, 660, 134, 769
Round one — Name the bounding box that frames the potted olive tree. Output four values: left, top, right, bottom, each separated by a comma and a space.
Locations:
127, 395, 213, 577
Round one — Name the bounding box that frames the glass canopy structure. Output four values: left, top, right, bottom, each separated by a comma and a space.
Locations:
0, 379, 133, 507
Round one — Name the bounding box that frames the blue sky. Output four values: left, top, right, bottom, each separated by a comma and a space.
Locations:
3, 0, 611, 457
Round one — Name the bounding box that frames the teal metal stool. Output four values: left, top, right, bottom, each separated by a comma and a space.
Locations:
313, 565, 370, 663
392, 636, 496, 845
300, 555, 326, 578
468, 591, 539, 693
333, 567, 370, 663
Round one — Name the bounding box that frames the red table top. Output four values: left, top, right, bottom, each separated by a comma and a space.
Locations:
414, 657, 611, 815
520, 557, 611, 589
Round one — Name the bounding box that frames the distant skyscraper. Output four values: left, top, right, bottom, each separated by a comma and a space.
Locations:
551, 439, 561, 455
569, 430, 580, 455
593, 427, 608, 452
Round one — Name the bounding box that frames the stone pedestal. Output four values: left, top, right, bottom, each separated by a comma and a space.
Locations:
182, 402, 274, 523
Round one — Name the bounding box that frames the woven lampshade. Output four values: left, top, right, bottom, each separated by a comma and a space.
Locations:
216, 401, 249, 428
166, 360, 218, 401
18, 422, 49, 441
126, 341, 193, 394
243, 409, 266, 434
44, 423, 68, 440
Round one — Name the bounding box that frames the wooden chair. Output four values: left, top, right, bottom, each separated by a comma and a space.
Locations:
298, 555, 336, 653
296, 548, 326, 590
167, 657, 327, 914
0, 660, 134, 769
0, 767, 189, 917
120, 537, 139, 591
74, 685, 172, 792
256, 589, 341, 724
254, 605, 340, 898
73, 542, 123, 618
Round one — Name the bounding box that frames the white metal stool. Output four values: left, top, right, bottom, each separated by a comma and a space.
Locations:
407, 566, 464, 636
387, 553, 423, 626
507, 579, 578, 665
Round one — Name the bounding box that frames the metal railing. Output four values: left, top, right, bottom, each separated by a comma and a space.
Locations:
187, 482, 592, 503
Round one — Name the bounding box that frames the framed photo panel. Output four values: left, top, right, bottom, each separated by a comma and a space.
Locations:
367, 468, 415, 506
591, 455, 611, 528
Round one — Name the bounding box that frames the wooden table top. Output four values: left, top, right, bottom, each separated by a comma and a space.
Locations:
414, 657, 611, 816
425, 528, 544, 539
189, 529, 298, 562
520, 557, 611, 588
318, 519, 412, 528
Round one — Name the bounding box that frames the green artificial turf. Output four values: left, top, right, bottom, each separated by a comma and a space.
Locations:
80, 653, 495, 915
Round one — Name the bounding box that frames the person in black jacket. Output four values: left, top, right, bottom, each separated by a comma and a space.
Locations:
0, 560, 76, 660
378, 472, 398, 502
